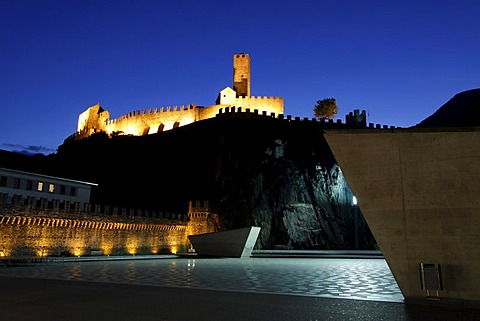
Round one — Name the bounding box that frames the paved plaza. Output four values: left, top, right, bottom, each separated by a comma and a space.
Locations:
1, 256, 479, 320
0, 256, 403, 303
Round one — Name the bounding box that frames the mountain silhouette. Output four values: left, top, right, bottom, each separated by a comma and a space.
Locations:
415, 88, 480, 127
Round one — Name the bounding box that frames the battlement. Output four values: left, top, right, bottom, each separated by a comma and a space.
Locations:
0, 192, 188, 223
346, 109, 367, 128
234, 95, 284, 109
107, 103, 197, 125
216, 107, 396, 130
70, 54, 397, 139
73, 53, 287, 140
0, 192, 218, 257
235, 95, 284, 101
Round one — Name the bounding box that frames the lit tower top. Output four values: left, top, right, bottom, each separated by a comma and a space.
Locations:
233, 53, 250, 97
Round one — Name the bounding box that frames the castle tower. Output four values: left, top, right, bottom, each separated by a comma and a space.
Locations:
233, 53, 250, 97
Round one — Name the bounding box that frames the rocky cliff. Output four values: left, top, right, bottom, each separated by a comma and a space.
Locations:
1, 114, 374, 250
211, 116, 372, 249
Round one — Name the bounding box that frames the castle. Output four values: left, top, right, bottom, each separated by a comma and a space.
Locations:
76, 53, 284, 139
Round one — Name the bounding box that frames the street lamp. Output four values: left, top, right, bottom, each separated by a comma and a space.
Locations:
352, 195, 358, 249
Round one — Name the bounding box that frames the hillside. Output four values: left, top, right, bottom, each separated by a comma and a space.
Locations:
1, 115, 373, 250
415, 88, 480, 127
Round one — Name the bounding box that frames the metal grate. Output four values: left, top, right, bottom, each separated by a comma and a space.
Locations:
420, 263, 442, 298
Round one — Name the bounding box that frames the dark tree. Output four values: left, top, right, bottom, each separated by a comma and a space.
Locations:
313, 98, 338, 119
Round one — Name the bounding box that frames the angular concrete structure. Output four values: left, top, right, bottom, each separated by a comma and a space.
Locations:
324, 127, 480, 307
188, 226, 261, 258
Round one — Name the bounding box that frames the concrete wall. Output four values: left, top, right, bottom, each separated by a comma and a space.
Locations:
324, 128, 480, 307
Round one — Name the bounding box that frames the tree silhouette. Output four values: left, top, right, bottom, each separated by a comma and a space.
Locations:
313, 98, 338, 119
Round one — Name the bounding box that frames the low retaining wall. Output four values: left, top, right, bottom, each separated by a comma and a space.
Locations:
0, 213, 191, 257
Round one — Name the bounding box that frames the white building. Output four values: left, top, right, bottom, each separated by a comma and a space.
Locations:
0, 167, 97, 204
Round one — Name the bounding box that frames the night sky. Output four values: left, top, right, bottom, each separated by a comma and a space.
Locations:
1, 0, 478, 155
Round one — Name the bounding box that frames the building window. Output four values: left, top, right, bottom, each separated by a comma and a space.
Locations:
0, 176, 7, 187
26, 180, 33, 190
48, 184, 55, 193
37, 182, 44, 192
60, 185, 66, 195
70, 186, 76, 196
13, 178, 21, 189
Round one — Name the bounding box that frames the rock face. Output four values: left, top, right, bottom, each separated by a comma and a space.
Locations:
1, 115, 375, 250
213, 129, 373, 249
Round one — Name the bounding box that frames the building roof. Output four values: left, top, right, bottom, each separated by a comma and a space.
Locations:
0, 167, 98, 187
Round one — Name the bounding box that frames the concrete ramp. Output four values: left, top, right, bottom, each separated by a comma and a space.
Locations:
188, 227, 261, 258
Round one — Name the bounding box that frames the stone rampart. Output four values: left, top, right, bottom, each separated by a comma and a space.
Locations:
216, 107, 395, 130
105, 103, 198, 136
0, 194, 215, 257
234, 96, 284, 115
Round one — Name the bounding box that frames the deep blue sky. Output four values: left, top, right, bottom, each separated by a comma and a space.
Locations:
1, 0, 478, 154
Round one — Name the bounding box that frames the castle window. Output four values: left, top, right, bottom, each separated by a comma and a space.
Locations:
0, 176, 7, 187
242, 54, 245, 57
70, 186, 77, 196
60, 185, 66, 195
26, 180, 33, 190
236, 55, 240, 58
13, 178, 20, 189
48, 184, 55, 193
37, 182, 44, 192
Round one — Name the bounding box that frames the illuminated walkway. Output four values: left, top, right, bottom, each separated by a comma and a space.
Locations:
0, 256, 402, 302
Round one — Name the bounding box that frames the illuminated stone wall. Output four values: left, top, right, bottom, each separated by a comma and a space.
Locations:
76, 95, 284, 140
231, 96, 284, 115
0, 200, 217, 257
0, 214, 188, 257
233, 53, 250, 97
104, 104, 199, 136
187, 200, 220, 237
77, 104, 110, 135
74, 53, 284, 140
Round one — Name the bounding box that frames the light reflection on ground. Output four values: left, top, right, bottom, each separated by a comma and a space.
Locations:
0, 257, 403, 303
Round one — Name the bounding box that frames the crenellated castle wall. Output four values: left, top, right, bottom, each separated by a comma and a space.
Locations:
73, 53, 286, 140
215, 107, 396, 130
72, 55, 394, 141
0, 215, 187, 257
0, 193, 216, 258
75, 95, 285, 139
104, 103, 199, 136
232, 95, 284, 115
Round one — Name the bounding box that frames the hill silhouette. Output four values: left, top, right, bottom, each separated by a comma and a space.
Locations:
415, 88, 480, 127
